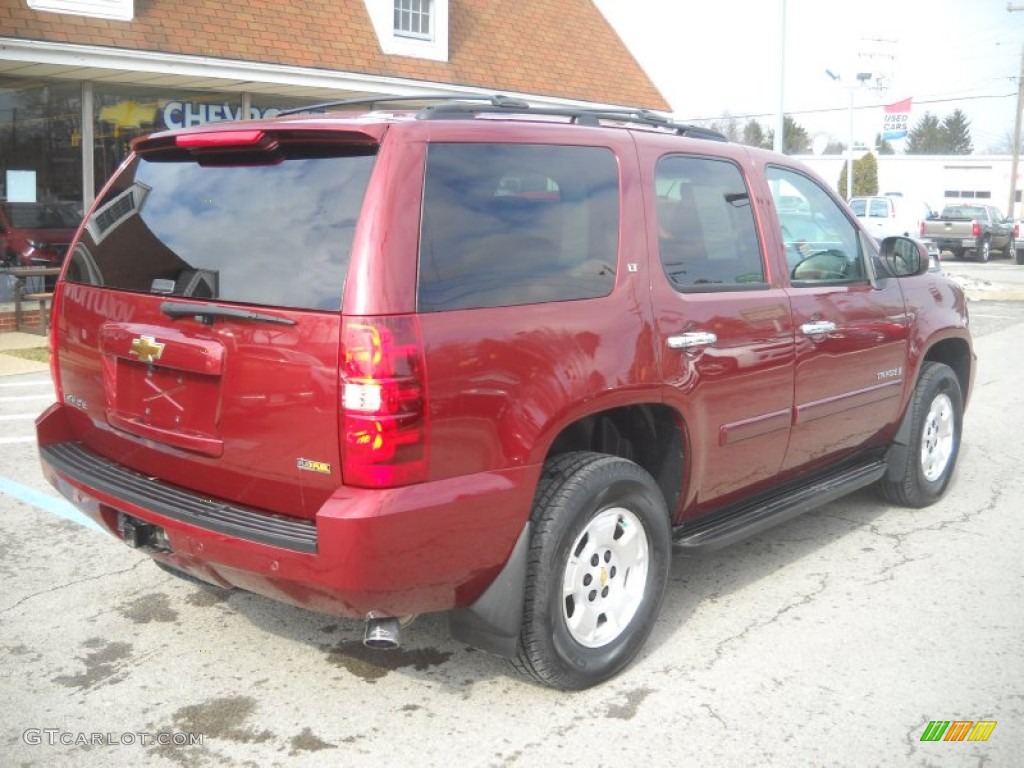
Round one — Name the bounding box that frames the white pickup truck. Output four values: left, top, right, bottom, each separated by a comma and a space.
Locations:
849, 195, 941, 270
849, 195, 934, 239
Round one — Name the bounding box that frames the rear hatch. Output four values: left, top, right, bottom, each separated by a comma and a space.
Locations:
53, 123, 381, 519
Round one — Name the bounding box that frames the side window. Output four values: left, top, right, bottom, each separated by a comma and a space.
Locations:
654, 155, 765, 291
418, 144, 618, 312
767, 166, 866, 285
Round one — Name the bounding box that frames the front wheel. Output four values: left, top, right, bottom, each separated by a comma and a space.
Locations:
877, 362, 963, 508
512, 452, 671, 690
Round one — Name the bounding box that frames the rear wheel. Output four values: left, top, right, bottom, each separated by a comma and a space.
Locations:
512, 452, 671, 690
977, 238, 991, 263
1003, 239, 1014, 259
877, 362, 963, 508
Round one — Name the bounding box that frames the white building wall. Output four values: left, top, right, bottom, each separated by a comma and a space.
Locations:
794, 154, 1021, 218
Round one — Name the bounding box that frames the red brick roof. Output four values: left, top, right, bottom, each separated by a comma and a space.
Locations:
2, 0, 669, 110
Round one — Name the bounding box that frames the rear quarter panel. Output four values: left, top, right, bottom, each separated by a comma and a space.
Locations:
351, 121, 662, 481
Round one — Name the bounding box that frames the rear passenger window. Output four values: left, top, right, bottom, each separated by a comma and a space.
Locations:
418, 144, 618, 312
655, 155, 765, 292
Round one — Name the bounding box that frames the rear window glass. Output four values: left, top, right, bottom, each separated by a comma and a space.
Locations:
67, 146, 376, 310
418, 143, 619, 312
941, 205, 986, 219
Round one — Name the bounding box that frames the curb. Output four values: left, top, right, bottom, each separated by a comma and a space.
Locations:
963, 288, 1024, 302
0, 352, 50, 377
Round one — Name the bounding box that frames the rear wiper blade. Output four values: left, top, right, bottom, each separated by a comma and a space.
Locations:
160, 301, 296, 326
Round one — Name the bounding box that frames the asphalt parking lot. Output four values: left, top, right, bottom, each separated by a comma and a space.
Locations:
1, 291, 1022, 767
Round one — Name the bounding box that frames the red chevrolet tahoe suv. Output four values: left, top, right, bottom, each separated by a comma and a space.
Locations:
36, 97, 975, 690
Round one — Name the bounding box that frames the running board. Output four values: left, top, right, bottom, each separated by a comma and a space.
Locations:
673, 459, 887, 552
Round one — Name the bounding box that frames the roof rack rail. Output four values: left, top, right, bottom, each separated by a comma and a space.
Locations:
277, 93, 513, 117
278, 93, 728, 142
415, 100, 728, 141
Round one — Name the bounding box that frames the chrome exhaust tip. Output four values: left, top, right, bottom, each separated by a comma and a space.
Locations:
363, 616, 401, 649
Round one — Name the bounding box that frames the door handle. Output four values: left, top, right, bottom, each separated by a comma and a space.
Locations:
667, 331, 718, 350
800, 320, 836, 337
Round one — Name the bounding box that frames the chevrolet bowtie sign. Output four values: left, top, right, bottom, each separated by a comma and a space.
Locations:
129, 335, 165, 364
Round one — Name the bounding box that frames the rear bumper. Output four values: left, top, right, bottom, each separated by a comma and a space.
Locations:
36, 403, 537, 619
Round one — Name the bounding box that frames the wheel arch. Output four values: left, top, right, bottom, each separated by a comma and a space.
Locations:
543, 402, 686, 520
887, 341, 970, 480
450, 403, 688, 660
922, 336, 973, 408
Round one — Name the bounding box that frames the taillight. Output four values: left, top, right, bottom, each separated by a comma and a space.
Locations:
340, 315, 427, 488
1015, 223, 1020, 239
175, 130, 270, 149
49, 282, 62, 395
972, 220, 981, 238
919, 220, 926, 237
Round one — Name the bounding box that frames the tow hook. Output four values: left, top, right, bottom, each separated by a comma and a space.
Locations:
118, 514, 169, 551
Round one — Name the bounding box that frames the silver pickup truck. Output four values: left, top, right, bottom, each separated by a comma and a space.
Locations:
922, 203, 1017, 263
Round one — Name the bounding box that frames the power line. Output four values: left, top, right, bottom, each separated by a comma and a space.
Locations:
684, 92, 1017, 124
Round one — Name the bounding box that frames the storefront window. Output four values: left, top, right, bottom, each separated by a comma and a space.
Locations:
248, 93, 322, 114
0, 77, 83, 208
92, 85, 316, 194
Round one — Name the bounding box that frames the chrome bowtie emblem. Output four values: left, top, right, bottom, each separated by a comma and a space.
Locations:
129, 335, 165, 364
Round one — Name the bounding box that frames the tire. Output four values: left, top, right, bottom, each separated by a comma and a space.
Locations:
1003, 239, 1014, 260
977, 238, 991, 263
1017, 248, 1024, 266
877, 362, 963, 508
512, 452, 671, 690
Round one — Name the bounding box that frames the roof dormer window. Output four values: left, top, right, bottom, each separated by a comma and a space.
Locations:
27, 0, 133, 21
364, 0, 448, 62
394, 0, 431, 40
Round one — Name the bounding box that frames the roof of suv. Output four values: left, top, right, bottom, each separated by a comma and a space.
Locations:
133, 95, 730, 150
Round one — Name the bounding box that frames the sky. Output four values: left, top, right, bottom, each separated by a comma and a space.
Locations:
594, 0, 1024, 153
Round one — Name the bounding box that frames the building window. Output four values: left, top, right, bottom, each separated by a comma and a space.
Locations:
0, 77, 83, 208
944, 190, 992, 200
364, 0, 448, 61
394, 0, 431, 39
27, 0, 133, 21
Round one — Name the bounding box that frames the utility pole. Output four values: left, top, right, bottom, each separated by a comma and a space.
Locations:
1007, 4, 1024, 220
774, 0, 786, 154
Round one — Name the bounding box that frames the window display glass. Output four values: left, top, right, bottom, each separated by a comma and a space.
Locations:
0, 77, 83, 207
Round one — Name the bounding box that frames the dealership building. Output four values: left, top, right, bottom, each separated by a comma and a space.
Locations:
0, 0, 667, 215
798, 153, 1023, 220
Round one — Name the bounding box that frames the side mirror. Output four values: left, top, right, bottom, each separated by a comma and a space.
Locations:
878, 236, 930, 277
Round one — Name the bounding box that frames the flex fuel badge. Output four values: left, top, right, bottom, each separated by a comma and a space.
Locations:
296, 458, 332, 475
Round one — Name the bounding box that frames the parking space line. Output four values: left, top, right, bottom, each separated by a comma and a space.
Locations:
0, 476, 104, 532
0, 436, 37, 444
0, 394, 54, 402
0, 379, 51, 389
